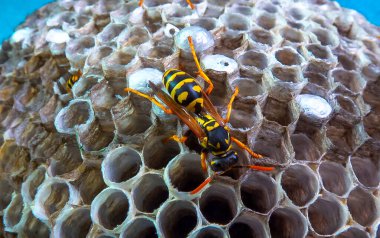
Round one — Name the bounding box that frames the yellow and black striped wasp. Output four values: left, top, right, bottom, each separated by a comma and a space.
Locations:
139, 0, 195, 9
65, 70, 82, 93
125, 36, 274, 194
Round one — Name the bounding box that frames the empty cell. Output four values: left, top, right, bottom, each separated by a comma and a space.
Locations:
190, 17, 219, 31
249, 29, 274, 46
97, 23, 126, 43
347, 187, 378, 227
336, 227, 370, 238
133, 173, 168, 213
167, 153, 207, 193
238, 50, 268, 71
86, 46, 113, 67
337, 54, 357, 71
291, 134, 320, 161
72, 167, 106, 205
350, 156, 380, 188
120, 217, 158, 238
103, 147, 142, 185
91, 188, 132, 231
158, 200, 199, 238
331, 69, 365, 94
308, 195, 348, 235
231, 77, 265, 98
117, 26, 150, 47
0, 178, 13, 211
275, 48, 303, 66
280, 27, 305, 43
271, 66, 301, 83
19, 211, 50, 238
240, 172, 278, 213
55, 100, 94, 134
280, 164, 319, 207
303, 72, 330, 90
199, 184, 238, 225
269, 207, 307, 238
220, 13, 251, 32
319, 161, 351, 196
228, 100, 259, 129
21, 166, 47, 204
143, 135, 180, 170
306, 44, 331, 60
256, 12, 276, 30
229, 212, 268, 238
289, 7, 306, 20
363, 108, 380, 140
190, 225, 226, 238
54, 208, 92, 238
312, 28, 339, 47
262, 97, 293, 126
3, 194, 24, 229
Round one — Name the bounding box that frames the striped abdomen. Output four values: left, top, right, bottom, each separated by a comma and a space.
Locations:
65, 72, 81, 92
163, 69, 204, 114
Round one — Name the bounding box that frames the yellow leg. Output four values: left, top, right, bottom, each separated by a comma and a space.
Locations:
231, 136, 263, 159
124, 88, 173, 114
201, 151, 208, 172
224, 87, 239, 124
139, 0, 143, 7
186, 0, 195, 9
163, 135, 188, 144
187, 36, 214, 95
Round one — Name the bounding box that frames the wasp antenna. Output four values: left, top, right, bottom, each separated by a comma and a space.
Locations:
190, 176, 212, 195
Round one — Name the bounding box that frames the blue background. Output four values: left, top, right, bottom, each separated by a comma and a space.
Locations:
0, 0, 379, 43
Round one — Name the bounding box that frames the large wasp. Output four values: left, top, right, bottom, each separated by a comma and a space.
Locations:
138, 0, 195, 9
125, 36, 274, 194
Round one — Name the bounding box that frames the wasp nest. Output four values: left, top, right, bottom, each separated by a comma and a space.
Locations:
0, 0, 380, 237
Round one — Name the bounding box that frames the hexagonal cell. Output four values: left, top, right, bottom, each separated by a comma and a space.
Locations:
256, 11, 277, 30
0, 177, 13, 212
138, 42, 175, 70
132, 173, 169, 213
269, 207, 307, 238
102, 146, 143, 188
336, 53, 357, 71
257, 2, 279, 13
347, 186, 379, 227
248, 119, 293, 165
229, 211, 268, 238
65, 36, 95, 68
350, 140, 380, 188
248, 29, 275, 47
270, 65, 303, 83
120, 216, 158, 238
237, 50, 268, 75
240, 172, 278, 214
71, 166, 106, 205
262, 97, 298, 127
228, 100, 260, 131
97, 23, 126, 44
3, 193, 25, 230
308, 195, 348, 236
280, 164, 319, 207
117, 26, 150, 47
102, 48, 137, 78
304, 44, 333, 61
363, 77, 380, 107
162, 5, 194, 27
199, 183, 238, 225
364, 107, 380, 140
230, 77, 267, 100
280, 26, 306, 43
275, 48, 303, 66
166, 153, 208, 195
302, 72, 331, 97
290, 133, 321, 162
21, 166, 46, 204
189, 225, 226, 238
331, 69, 366, 95
157, 200, 200, 238
227, 4, 253, 16
334, 95, 361, 126
190, 17, 220, 32
91, 188, 134, 232
220, 13, 251, 33
143, 135, 180, 170
336, 227, 370, 238
311, 27, 339, 47
53, 207, 92, 238
19, 210, 50, 238
319, 161, 352, 196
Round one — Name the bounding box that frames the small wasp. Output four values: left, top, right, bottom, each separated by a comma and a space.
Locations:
138, 0, 195, 9
124, 36, 274, 194
65, 70, 82, 93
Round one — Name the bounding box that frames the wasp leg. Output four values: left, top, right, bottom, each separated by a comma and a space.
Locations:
138, 0, 144, 7
201, 150, 208, 172
230, 136, 263, 159
187, 36, 214, 95
163, 135, 188, 144
224, 87, 239, 124
124, 88, 173, 114
186, 0, 195, 9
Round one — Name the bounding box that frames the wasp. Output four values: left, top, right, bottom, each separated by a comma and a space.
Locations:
124, 36, 274, 194
65, 70, 82, 92
138, 0, 195, 9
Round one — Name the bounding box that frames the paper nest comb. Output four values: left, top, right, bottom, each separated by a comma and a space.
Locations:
0, 0, 379, 237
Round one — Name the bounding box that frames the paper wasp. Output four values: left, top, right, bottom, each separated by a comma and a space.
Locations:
124, 36, 274, 194
65, 70, 82, 92
138, 0, 195, 9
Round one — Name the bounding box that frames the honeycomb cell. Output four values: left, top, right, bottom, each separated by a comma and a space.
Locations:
53, 207, 92, 238
249, 29, 275, 47
256, 12, 277, 30
120, 216, 158, 238
280, 26, 306, 43
132, 173, 169, 213
157, 200, 200, 238
319, 161, 352, 196
189, 225, 226, 238
237, 50, 268, 75
0, 177, 13, 212
331, 69, 366, 96
280, 164, 319, 207
19, 210, 50, 238
143, 135, 181, 170
240, 172, 278, 214
229, 211, 268, 238
21, 166, 46, 204
220, 13, 251, 33
336, 227, 370, 238
275, 48, 304, 66
97, 23, 126, 44
290, 133, 321, 161
3, 193, 25, 231
308, 195, 348, 236
347, 186, 379, 227
199, 184, 238, 225
269, 207, 307, 238
91, 188, 134, 232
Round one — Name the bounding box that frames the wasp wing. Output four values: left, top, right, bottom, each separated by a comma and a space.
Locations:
149, 81, 206, 139
201, 90, 225, 126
